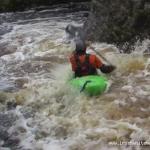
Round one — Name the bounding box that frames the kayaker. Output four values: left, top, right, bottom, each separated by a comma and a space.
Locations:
69, 39, 116, 77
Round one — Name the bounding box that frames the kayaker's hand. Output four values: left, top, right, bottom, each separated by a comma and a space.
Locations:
108, 65, 116, 72
100, 64, 116, 73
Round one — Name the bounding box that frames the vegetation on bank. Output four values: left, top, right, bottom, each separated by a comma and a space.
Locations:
85, 0, 150, 52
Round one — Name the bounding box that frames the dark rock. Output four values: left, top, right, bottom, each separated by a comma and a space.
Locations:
7, 101, 17, 110
85, 0, 150, 52
14, 78, 29, 88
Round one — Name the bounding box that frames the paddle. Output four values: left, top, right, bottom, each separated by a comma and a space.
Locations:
89, 46, 113, 66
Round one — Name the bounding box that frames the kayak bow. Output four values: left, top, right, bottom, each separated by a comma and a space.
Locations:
70, 75, 108, 96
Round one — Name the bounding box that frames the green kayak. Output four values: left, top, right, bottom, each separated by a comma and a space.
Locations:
70, 75, 108, 96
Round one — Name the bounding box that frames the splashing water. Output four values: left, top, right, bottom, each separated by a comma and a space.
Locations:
0, 4, 150, 150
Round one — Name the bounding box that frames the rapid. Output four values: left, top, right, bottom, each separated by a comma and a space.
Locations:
0, 2, 150, 150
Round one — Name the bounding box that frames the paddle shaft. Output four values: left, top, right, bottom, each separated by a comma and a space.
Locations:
89, 46, 113, 65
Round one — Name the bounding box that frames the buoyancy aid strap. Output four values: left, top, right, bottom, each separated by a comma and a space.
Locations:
74, 54, 81, 77
85, 54, 90, 66
74, 54, 90, 69
74, 54, 97, 77
74, 54, 80, 69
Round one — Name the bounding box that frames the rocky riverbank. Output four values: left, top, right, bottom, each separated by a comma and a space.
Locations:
85, 0, 150, 52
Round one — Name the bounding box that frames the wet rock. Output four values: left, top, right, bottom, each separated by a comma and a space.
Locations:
85, 0, 150, 52
7, 101, 17, 110
14, 78, 29, 88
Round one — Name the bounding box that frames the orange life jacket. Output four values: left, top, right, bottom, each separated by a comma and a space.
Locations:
70, 53, 103, 77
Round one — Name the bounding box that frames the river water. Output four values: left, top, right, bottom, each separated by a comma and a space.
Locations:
0, 2, 150, 150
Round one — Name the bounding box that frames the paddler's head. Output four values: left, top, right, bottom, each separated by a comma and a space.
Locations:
75, 39, 86, 55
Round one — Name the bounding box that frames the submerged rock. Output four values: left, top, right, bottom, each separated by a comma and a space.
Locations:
85, 0, 150, 52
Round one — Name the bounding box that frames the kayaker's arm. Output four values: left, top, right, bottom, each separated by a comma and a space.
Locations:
100, 64, 116, 73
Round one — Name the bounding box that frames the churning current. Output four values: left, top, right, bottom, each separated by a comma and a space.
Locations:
0, 3, 150, 150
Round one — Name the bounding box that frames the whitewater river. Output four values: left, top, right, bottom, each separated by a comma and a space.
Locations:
0, 3, 150, 150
